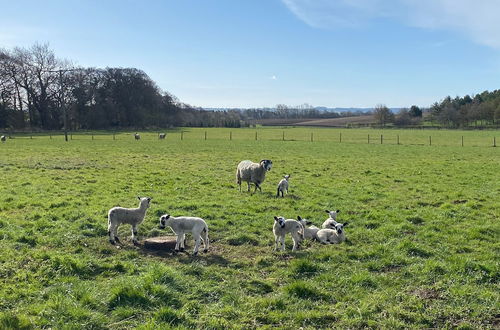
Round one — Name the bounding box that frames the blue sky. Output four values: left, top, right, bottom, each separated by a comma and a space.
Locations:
1, 0, 499, 108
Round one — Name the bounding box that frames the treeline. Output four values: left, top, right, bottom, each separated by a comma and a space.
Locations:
0, 44, 242, 130
429, 91, 500, 127
239, 104, 370, 121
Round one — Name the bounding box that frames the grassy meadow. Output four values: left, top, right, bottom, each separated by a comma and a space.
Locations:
0, 127, 499, 329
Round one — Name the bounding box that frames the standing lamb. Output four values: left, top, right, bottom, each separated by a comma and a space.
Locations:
134, 133, 140, 140
297, 216, 320, 240
236, 159, 273, 193
159, 133, 166, 139
107, 197, 151, 245
159, 214, 209, 255
316, 222, 349, 244
322, 209, 340, 229
0, 135, 5, 143
276, 174, 290, 197
273, 216, 304, 251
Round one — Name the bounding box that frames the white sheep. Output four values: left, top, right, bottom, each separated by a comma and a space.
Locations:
0, 135, 5, 143
316, 221, 349, 244
134, 133, 140, 140
322, 209, 340, 229
297, 216, 320, 240
273, 216, 304, 251
159, 133, 166, 139
159, 214, 209, 255
276, 174, 290, 197
236, 159, 272, 193
107, 197, 151, 245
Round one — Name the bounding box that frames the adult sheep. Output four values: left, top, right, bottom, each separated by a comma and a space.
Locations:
0, 135, 5, 143
236, 159, 272, 193
134, 133, 140, 140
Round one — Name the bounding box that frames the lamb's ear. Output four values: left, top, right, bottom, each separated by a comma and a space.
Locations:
274, 216, 279, 221
336, 210, 340, 213
343, 222, 349, 227
137, 196, 141, 200
325, 210, 330, 214
297, 216, 302, 221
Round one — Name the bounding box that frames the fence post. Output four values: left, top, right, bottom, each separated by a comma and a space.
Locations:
339, 132, 342, 143
181, 131, 183, 140
429, 136, 431, 146
380, 134, 383, 144
311, 132, 313, 142
70, 134, 73, 140
282, 131, 285, 141
397, 135, 399, 145
494, 137, 496, 147
50, 134, 52, 139
230, 131, 232, 140
113, 133, 115, 140
461, 136, 464, 147
205, 131, 207, 140
255, 131, 257, 141
30, 135, 32, 139
92, 134, 94, 140
368, 134, 370, 144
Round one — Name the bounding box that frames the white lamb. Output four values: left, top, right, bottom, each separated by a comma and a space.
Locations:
236, 159, 272, 193
273, 216, 304, 251
276, 174, 290, 197
159, 214, 209, 255
297, 216, 320, 240
107, 197, 151, 245
1, 135, 5, 142
316, 221, 349, 244
322, 209, 341, 229
134, 133, 140, 140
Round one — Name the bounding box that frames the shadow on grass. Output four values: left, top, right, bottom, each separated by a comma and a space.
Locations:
137, 244, 231, 267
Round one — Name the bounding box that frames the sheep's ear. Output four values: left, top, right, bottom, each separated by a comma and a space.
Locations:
274, 216, 279, 221
297, 216, 302, 221
137, 196, 141, 200
325, 210, 330, 213
336, 210, 340, 213
343, 222, 349, 227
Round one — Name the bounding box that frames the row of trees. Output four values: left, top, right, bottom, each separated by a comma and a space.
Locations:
0, 44, 243, 130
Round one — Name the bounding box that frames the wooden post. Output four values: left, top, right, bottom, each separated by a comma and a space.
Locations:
282, 131, 285, 141
494, 137, 496, 147
368, 134, 370, 144
92, 134, 94, 140
339, 132, 342, 143
230, 131, 232, 140
255, 131, 257, 141
429, 136, 431, 146
113, 133, 115, 140
205, 131, 207, 140
461, 136, 464, 147
30, 135, 32, 139
70, 134, 73, 140
181, 131, 183, 140
397, 135, 399, 145
50, 135, 52, 139
380, 134, 383, 144
311, 132, 313, 142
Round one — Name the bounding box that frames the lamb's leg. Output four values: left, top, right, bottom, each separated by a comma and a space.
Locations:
193, 233, 201, 256
291, 232, 300, 251
131, 224, 139, 245
247, 182, 251, 192
276, 188, 280, 197
201, 229, 209, 252
108, 222, 117, 244
174, 235, 181, 252
274, 234, 280, 251
280, 235, 286, 251
179, 233, 185, 251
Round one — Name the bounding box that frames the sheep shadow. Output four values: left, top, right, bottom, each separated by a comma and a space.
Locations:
137, 244, 230, 267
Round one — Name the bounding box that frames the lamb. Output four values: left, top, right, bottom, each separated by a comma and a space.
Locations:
322, 209, 340, 229
316, 222, 349, 244
273, 216, 304, 251
159, 133, 166, 139
236, 159, 272, 193
107, 197, 151, 245
276, 174, 290, 197
159, 214, 209, 255
297, 216, 320, 240
0, 135, 5, 142
134, 133, 140, 140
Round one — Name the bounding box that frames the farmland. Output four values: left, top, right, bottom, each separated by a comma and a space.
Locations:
0, 127, 499, 329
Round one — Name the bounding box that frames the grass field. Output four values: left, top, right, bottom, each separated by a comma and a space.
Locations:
0, 128, 499, 329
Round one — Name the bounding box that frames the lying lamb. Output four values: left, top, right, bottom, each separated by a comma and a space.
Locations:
236, 159, 272, 193
322, 209, 340, 229
297, 216, 320, 240
108, 197, 151, 245
159, 214, 209, 255
316, 221, 349, 244
159, 133, 166, 139
276, 174, 290, 197
273, 216, 304, 251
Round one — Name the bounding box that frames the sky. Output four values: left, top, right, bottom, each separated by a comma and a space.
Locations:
1, 0, 499, 108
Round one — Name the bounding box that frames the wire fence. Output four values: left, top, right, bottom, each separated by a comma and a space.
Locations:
1, 128, 498, 147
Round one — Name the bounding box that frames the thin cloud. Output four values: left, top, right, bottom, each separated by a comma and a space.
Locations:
282, 0, 500, 49
270, 75, 277, 80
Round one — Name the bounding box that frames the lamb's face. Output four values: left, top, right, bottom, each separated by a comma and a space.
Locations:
139, 197, 152, 208
261, 160, 273, 171
325, 209, 340, 220
333, 222, 349, 235
284, 174, 290, 180
159, 214, 170, 229
274, 216, 286, 228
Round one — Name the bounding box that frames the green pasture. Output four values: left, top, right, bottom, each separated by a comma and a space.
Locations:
0, 128, 498, 329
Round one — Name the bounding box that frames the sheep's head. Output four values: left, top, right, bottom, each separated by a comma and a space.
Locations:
325, 209, 340, 220
260, 159, 273, 171
333, 222, 349, 235
297, 215, 311, 226
159, 214, 171, 229
284, 174, 290, 180
138, 196, 152, 208
274, 216, 286, 228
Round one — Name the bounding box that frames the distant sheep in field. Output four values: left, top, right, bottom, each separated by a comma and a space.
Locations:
322, 209, 340, 229
316, 221, 349, 244
0, 136, 5, 143
107, 197, 151, 245
236, 159, 272, 193
297, 216, 320, 240
277, 174, 290, 197
134, 133, 140, 140
159, 214, 209, 255
159, 133, 166, 139
273, 216, 304, 251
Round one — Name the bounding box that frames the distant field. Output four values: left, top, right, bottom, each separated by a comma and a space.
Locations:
0, 128, 499, 328
254, 115, 375, 127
